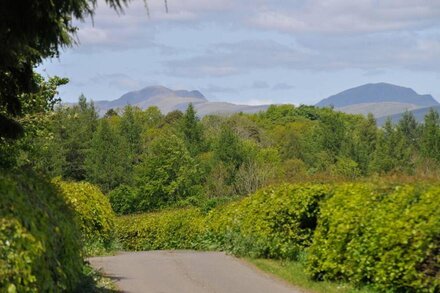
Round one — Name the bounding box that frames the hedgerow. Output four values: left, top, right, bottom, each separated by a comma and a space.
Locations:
53, 179, 116, 252
116, 208, 205, 250
115, 182, 440, 292
0, 170, 83, 292
116, 183, 331, 259
205, 184, 331, 259
306, 183, 440, 292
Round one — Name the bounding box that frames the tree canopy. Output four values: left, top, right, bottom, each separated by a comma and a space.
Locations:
0, 0, 129, 138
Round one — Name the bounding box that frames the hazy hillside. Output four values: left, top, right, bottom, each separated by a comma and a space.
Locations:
316, 83, 439, 119
317, 83, 438, 107
377, 105, 440, 125
93, 85, 269, 116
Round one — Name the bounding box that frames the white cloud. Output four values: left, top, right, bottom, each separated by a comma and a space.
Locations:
249, 0, 440, 34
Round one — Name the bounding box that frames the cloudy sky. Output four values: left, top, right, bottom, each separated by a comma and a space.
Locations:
38, 0, 440, 105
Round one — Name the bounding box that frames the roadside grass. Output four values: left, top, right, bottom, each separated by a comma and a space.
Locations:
84, 239, 123, 257
247, 258, 376, 293
79, 263, 120, 293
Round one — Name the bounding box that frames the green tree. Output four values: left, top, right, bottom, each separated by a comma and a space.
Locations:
162, 110, 183, 126
397, 111, 419, 149
318, 112, 346, 160
135, 133, 199, 211
180, 103, 204, 156
104, 108, 118, 118
213, 125, 246, 185
119, 105, 143, 164
346, 113, 377, 175
142, 106, 163, 129
420, 109, 440, 162
85, 118, 130, 192
56, 95, 98, 180
0, 74, 67, 169
371, 119, 412, 173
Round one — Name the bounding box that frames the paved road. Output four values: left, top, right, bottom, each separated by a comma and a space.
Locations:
89, 251, 303, 293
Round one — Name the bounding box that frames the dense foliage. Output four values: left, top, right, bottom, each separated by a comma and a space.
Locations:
53, 179, 115, 249
117, 208, 205, 251
307, 183, 440, 292
0, 170, 83, 292
115, 182, 440, 292
7, 95, 440, 215
205, 184, 330, 259
1, 75, 440, 292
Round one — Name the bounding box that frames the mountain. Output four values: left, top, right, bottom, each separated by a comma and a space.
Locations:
93, 86, 269, 116
376, 105, 440, 125
316, 83, 439, 119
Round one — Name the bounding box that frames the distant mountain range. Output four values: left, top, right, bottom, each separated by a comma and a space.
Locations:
93, 86, 269, 116
87, 82, 439, 124
316, 83, 439, 124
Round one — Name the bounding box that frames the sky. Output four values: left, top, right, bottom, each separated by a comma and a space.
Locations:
38, 0, 440, 105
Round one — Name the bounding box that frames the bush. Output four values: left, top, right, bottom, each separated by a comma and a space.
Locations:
108, 184, 137, 215
307, 183, 440, 292
206, 184, 331, 259
0, 170, 83, 292
54, 179, 115, 248
116, 208, 205, 251
116, 184, 331, 259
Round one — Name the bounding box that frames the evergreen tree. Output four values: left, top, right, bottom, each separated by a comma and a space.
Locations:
104, 108, 118, 118
397, 111, 419, 150
180, 103, 204, 156
317, 112, 346, 162
85, 118, 130, 192
58, 94, 98, 180
119, 105, 143, 164
346, 113, 378, 175
420, 109, 440, 162
214, 125, 245, 184
371, 119, 412, 173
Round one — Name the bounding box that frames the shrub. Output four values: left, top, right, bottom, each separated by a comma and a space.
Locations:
108, 184, 137, 215
54, 179, 115, 247
116, 184, 331, 259
330, 157, 361, 179
307, 183, 440, 292
0, 170, 83, 292
116, 208, 205, 251
206, 184, 331, 259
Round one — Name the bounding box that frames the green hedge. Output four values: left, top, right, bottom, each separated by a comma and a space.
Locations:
115, 182, 440, 292
0, 170, 83, 292
205, 184, 330, 259
116, 208, 205, 250
306, 183, 440, 292
116, 183, 330, 259
54, 179, 115, 249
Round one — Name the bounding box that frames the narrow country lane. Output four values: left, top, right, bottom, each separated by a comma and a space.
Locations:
89, 251, 304, 293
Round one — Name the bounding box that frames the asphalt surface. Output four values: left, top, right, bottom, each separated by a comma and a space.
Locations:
89, 251, 303, 293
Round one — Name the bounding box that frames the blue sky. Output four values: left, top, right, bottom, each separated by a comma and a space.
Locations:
38, 0, 440, 105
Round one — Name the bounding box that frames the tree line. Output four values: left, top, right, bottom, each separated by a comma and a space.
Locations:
3, 77, 440, 214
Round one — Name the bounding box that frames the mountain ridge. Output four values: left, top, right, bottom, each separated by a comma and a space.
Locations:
316, 82, 438, 108
82, 83, 439, 122
316, 82, 439, 121
92, 85, 269, 116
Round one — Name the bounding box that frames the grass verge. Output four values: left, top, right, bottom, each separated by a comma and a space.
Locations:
246, 258, 375, 293
78, 263, 120, 292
